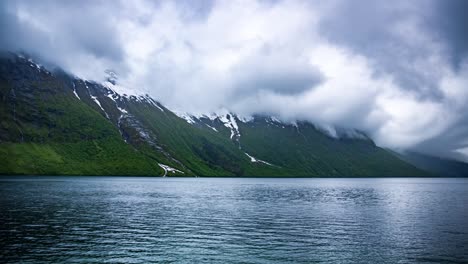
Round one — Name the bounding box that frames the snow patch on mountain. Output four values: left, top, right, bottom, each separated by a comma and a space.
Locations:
73, 89, 80, 100
158, 163, 184, 177
219, 114, 240, 140
206, 124, 218, 132
102, 81, 131, 96
205, 113, 220, 121
145, 96, 165, 112
90, 95, 109, 119
101, 70, 143, 98
173, 110, 243, 139
72, 82, 80, 100
174, 111, 197, 124
83, 82, 110, 119
123, 95, 164, 112
117, 106, 128, 114
265, 116, 283, 127
103, 88, 119, 103
170, 108, 369, 142
17, 54, 51, 75
245, 152, 273, 166
28, 61, 41, 71
237, 115, 254, 123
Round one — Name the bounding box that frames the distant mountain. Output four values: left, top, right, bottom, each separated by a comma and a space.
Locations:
397, 152, 468, 177
0, 53, 428, 176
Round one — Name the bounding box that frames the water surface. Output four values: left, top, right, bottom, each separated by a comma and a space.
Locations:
1, 177, 467, 263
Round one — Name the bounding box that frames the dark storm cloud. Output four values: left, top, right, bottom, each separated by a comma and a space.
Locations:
412, 116, 468, 161
231, 52, 324, 97
318, 0, 467, 100
311, 0, 468, 161
430, 0, 468, 68
236, 66, 323, 96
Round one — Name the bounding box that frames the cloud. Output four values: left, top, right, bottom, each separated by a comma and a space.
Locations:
231, 49, 325, 97
1, 0, 468, 161
0, 0, 125, 79
430, 0, 468, 68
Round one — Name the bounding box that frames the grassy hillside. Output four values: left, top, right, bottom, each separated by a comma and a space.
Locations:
237, 119, 426, 176
0, 54, 428, 177
0, 54, 163, 176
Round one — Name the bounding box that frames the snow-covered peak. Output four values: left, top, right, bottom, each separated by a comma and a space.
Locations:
173, 108, 252, 124
172, 109, 370, 142
173, 110, 243, 140
173, 110, 298, 142
174, 111, 197, 124
102, 80, 134, 97
101, 70, 144, 98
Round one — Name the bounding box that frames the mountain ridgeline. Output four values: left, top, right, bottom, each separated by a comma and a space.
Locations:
0, 53, 428, 176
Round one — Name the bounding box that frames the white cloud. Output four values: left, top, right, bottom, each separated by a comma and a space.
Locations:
68, 0, 468, 158
3, 0, 468, 160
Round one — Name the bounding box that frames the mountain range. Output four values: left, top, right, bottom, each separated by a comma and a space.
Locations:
1, 53, 466, 177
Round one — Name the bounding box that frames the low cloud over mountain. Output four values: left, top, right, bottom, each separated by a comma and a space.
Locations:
2, 0, 468, 161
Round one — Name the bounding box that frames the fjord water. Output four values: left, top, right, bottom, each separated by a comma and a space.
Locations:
0, 177, 467, 263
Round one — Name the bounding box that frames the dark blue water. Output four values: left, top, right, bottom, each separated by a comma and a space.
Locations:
0, 177, 467, 263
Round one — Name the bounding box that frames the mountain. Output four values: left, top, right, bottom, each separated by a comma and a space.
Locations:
0, 53, 428, 176
397, 152, 468, 177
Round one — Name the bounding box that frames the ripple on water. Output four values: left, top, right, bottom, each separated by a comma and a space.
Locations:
0, 177, 467, 263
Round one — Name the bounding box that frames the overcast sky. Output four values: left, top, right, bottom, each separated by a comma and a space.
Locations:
1, 0, 468, 161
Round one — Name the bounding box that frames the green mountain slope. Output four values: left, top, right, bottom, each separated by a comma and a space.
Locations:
193, 116, 427, 176
397, 151, 468, 177
0, 54, 163, 175
0, 53, 428, 176
238, 119, 426, 176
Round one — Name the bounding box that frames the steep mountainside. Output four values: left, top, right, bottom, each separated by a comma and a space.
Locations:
0, 53, 427, 176
398, 152, 468, 177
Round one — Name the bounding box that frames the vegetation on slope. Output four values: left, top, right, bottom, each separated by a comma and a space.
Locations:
0, 54, 428, 176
